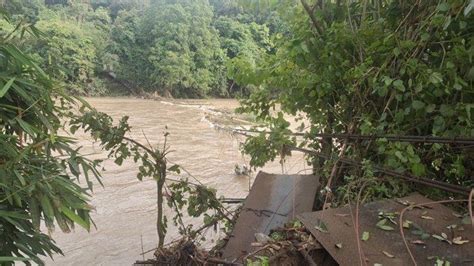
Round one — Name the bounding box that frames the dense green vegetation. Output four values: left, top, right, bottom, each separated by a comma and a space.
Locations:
0, 12, 102, 263
1, 1, 252, 262
1, 0, 271, 97
0, 0, 473, 264
236, 0, 473, 203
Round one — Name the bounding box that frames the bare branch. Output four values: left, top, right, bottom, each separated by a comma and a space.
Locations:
300, 0, 324, 36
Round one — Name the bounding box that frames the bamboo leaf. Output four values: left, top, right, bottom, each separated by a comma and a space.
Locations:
0, 210, 28, 220
0, 257, 30, 262
0, 77, 15, 98
60, 205, 90, 231
29, 198, 41, 230
40, 196, 54, 219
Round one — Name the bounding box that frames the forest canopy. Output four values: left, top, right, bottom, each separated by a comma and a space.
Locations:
0, 0, 473, 264
1, 0, 272, 97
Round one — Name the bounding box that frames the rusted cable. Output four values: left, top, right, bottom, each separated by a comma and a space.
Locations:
288, 146, 470, 196
227, 130, 470, 195
232, 129, 474, 145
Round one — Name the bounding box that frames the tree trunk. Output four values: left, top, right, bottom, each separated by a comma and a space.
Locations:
156, 161, 166, 247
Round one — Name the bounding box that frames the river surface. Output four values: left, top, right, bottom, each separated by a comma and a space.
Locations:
45, 98, 308, 266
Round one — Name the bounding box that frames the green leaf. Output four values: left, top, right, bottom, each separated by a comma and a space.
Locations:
426, 104, 436, 113
13, 170, 26, 186
300, 42, 309, 53
421, 33, 430, 41
383, 76, 393, 86
362, 231, 370, 241
29, 198, 40, 230
465, 0, 474, 16
0, 257, 30, 262
412, 100, 425, 110
411, 163, 426, 176
0, 77, 15, 98
15, 118, 36, 136
393, 80, 405, 92
440, 105, 454, 117
167, 164, 181, 174
437, 3, 449, 12
0, 210, 28, 220
429, 72, 443, 84
60, 205, 90, 231
114, 156, 123, 166
393, 47, 401, 57
376, 219, 394, 231
394, 151, 407, 162
40, 196, 54, 219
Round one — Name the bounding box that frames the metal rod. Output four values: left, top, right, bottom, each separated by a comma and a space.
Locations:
289, 146, 470, 196
232, 129, 474, 145
228, 130, 470, 195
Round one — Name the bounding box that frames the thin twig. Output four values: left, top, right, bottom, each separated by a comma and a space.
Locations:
398, 199, 468, 265
469, 189, 474, 228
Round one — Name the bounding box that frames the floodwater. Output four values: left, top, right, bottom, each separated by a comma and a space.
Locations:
46, 98, 308, 265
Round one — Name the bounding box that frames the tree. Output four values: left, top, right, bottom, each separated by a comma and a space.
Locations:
0, 13, 102, 264
27, 4, 112, 95
142, 0, 226, 97
214, 16, 271, 95
236, 0, 473, 201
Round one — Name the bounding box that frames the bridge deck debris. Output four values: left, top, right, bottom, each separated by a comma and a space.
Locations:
222, 171, 320, 261
298, 193, 473, 266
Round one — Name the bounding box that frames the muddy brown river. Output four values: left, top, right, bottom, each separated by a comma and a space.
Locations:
45, 98, 308, 265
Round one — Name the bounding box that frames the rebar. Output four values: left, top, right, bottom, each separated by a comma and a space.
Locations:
232, 129, 474, 145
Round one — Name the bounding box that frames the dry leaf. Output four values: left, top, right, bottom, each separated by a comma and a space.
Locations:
271, 244, 281, 250
411, 240, 426, 245
446, 224, 457, 230
452, 212, 463, 218
403, 220, 412, 229
335, 243, 343, 249
382, 251, 395, 258
452, 236, 469, 245
334, 213, 350, 217
395, 199, 414, 206
314, 219, 329, 233
432, 234, 452, 244
421, 215, 434, 220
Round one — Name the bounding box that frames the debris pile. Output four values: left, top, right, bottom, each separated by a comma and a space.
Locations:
222, 172, 320, 260
135, 173, 473, 266
243, 221, 336, 266
134, 238, 228, 266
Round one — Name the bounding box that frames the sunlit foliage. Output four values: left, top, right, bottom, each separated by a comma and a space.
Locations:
235, 0, 473, 201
